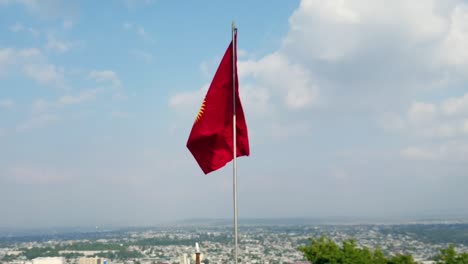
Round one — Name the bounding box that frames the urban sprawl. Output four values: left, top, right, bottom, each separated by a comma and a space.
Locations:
1, 221, 467, 264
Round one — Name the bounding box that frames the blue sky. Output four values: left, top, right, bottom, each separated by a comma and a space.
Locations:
1, 0, 468, 228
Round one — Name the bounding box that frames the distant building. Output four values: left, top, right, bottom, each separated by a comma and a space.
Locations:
180, 253, 188, 264
32, 257, 65, 264
191, 253, 204, 262
78, 257, 105, 264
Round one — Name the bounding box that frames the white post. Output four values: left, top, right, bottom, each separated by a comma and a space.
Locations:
232, 21, 239, 264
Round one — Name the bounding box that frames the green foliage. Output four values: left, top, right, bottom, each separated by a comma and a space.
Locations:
17, 242, 141, 261
60, 252, 85, 259
299, 236, 343, 264
93, 251, 118, 260
1, 254, 18, 262
58, 242, 125, 251
299, 236, 416, 264
299, 236, 468, 264
93, 249, 143, 260
435, 244, 468, 264
23, 246, 60, 259
373, 248, 387, 264
387, 255, 417, 264
135, 233, 231, 247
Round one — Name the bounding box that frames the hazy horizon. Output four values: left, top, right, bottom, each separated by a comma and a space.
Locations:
2, 214, 468, 232
1, 0, 468, 228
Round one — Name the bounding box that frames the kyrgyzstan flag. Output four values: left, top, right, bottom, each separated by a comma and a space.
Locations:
187, 31, 250, 174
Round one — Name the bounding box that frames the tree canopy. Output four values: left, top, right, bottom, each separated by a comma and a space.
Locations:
299, 236, 468, 264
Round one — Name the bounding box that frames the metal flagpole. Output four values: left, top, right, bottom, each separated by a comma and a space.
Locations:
232, 20, 239, 264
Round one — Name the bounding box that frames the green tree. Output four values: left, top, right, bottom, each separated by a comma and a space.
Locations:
437, 245, 458, 264
387, 255, 417, 264
299, 236, 342, 264
458, 253, 468, 264
373, 248, 388, 264
299, 236, 416, 264
436, 244, 468, 264
342, 240, 374, 263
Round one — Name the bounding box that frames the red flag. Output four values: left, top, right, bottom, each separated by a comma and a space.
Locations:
187, 32, 250, 174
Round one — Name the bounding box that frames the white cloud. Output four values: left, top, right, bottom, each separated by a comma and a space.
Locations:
9, 22, 23, 32
17, 47, 41, 58
198, 56, 222, 78
62, 20, 73, 30
122, 22, 153, 41
123, 22, 132, 30
123, 0, 154, 9
441, 92, 468, 115
23, 63, 65, 88
283, 0, 360, 61
89, 70, 122, 88
408, 102, 437, 125
176, 52, 317, 117
329, 167, 351, 183
438, 4, 468, 67
239, 52, 319, 110
7, 166, 71, 185
0, 48, 42, 74
9, 22, 39, 36
32, 89, 98, 112
199, 61, 210, 78
169, 0, 468, 129
240, 84, 271, 116
131, 49, 153, 63
402, 146, 439, 161
169, 84, 208, 113
0, 48, 17, 74
16, 114, 59, 132
0, 0, 37, 8
267, 0, 468, 120
383, 92, 468, 138
58, 89, 98, 106
171, 0, 468, 161
89, 70, 125, 100
402, 141, 468, 162
113, 92, 129, 101
0, 99, 14, 109
136, 26, 150, 39
0, 47, 66, 88
379, 112, 406, 132
46, 35, 73, 53
0, 0, 77, 19
167, 1, 465, 120
270, 121, 311, 140
32, 98, 48, 112
237, 49, 247, 58
284, 0, 448, 63
112, 111, 131, 119
464, 119, 468, 133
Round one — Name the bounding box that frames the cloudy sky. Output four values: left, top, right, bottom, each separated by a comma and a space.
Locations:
1, 0, 468, 228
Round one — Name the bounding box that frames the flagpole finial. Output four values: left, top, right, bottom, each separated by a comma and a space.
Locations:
232, 21, 236, 31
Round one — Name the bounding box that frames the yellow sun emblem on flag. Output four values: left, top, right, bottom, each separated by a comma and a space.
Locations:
195, 100, 206, 123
